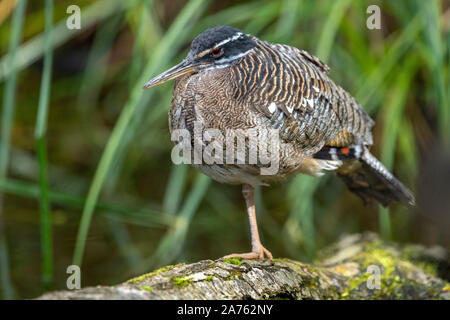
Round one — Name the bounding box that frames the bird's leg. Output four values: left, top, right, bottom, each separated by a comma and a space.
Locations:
223, 184, 273, 260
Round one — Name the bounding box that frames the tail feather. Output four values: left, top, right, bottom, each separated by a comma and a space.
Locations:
336, 150, 415, 206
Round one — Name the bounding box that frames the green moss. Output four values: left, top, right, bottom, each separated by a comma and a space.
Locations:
337, 239, 448, 299
339, 240, 408, 299
415, 261, 438, 277
271, 258, 290, 262
340, 272, 371, 299
221, 258, 242, 266
302, 276, 320, 291
401, 246, 439, 277
127, 263, 184, 284
140, 285, 154, 292
205, 275, 213, 281
172, 276, 192, 286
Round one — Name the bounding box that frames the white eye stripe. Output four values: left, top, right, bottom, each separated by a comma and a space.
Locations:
199, 47, 253, 72
195, 33, 244, 59
214, 32, 243, 48
202, 64, 229, 71
214, 48, 254, 64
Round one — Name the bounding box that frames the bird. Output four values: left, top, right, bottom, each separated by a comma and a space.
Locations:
142, 26, 415, 260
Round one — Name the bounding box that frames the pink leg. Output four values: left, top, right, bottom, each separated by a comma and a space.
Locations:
223, 184, 273, 260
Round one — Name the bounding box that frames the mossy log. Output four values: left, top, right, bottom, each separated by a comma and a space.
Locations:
38, 233, 450, 300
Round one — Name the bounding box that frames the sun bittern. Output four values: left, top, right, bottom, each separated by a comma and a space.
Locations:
143, 26, 414, 260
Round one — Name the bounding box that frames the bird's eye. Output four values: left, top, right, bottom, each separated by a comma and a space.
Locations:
211, 47, 223, 58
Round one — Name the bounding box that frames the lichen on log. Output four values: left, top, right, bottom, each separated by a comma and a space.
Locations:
37, 233, 450, 300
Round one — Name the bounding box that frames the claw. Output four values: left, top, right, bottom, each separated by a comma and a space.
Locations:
223, 243, 273, 260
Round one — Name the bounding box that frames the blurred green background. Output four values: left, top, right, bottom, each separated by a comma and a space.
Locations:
0, 0, 449, 299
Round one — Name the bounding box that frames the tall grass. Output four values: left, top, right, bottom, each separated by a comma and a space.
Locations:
144, 173, 211, 271
34, 0, 54, 289
0, 0, 28, 300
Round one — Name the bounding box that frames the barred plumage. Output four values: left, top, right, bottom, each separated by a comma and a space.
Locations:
242, 40, 374, 151
143, 26, 415, 260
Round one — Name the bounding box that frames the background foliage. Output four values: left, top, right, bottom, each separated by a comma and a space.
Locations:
0, 0, 448, 299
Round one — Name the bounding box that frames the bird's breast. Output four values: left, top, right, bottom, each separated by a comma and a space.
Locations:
169, 68, 255, 135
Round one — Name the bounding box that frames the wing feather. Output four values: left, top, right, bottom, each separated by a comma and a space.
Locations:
239, 40, 374, 154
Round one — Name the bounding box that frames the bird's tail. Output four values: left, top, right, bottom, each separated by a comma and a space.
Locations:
335, 149, 415, 206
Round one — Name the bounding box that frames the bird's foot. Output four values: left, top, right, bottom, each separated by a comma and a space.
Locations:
223, 244, 273, 260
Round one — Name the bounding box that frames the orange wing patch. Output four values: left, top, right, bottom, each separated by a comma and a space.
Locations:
340, 147, 350, 156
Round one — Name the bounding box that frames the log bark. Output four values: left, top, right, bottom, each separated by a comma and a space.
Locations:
37, 233, 450, 300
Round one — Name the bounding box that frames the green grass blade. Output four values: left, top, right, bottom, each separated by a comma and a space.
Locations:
378, 207, 392, 241
380, 60, 418, 169
274, 0, 300, 42
0, 0, 136, 82
143, 173, 211, 270
74, 13, 136, 266
0, 178, 174, 227
244, 1, 281, 36
35, 138, 52, 287
106, 218, 143, 273
355, 15, 422, 111
162, 164, 188, 215
127, 0, 154, 89
416, 0, 448, 141
197, 2, 261, 30
315, 0, 352, 62
77, 13, 123, 114
284, 175, 320, 260
378, 57, 418, 240
34, 0, 54, 290
0, 0, 28, 300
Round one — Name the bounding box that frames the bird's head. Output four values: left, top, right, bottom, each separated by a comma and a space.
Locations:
142, 26, 256, 89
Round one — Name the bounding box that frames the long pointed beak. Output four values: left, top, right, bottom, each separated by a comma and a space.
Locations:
142, 59, 207, 89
